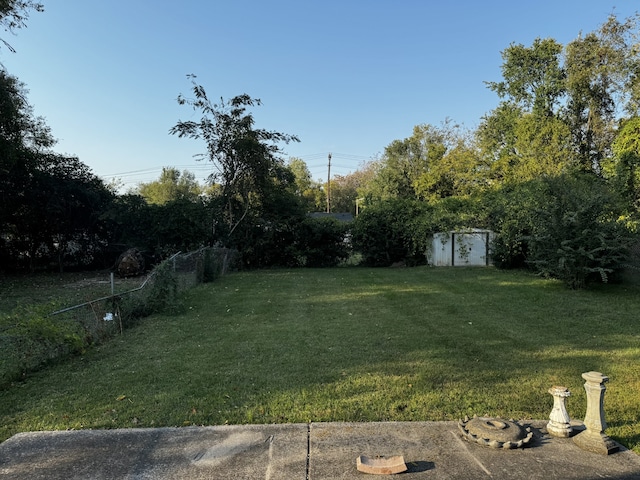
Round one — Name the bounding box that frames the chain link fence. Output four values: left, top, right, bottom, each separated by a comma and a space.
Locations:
0, 247, 239, 386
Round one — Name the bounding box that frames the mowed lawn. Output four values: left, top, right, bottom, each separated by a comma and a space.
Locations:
0, 267, 639, 452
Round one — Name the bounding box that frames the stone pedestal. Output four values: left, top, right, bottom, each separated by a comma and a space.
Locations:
573, 371, 619, 455
547, 386, 572, 437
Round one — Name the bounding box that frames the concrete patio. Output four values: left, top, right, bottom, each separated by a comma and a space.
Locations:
1, 420, 639, 479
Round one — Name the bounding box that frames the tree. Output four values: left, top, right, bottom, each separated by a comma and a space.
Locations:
3, 151, 113, 272
606, 116, 640, 210
0, 71, 59, 270
365, 122, 462, 201
486, 38, 565, 118
476, 102, 522, 185
561, 13, 640, 174
137, 167, 202, 205
509, 113, 573, 181
351, 199, 429, 266
329, 166, 377, 214
0, 69, 116, 272
288, 157, 325, 212
33, 154, 113, 271
480, 37, 577, 183
412, 130, 484, 199
170, 75, 299, 240
0, 0, 43, 52
485, 174, 630, 287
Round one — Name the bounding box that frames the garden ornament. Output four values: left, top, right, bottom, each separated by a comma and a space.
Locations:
458, 416, 533, 449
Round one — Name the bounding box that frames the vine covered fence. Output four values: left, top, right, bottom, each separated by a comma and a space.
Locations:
0, 247, 239, 386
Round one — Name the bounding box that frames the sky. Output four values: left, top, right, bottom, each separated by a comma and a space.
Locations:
2, 1, 639, 190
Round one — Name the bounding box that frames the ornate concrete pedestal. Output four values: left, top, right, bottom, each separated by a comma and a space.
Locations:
547, 386, 572, 437
573, 371, 619, 455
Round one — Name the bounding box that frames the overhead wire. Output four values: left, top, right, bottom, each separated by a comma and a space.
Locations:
99, 152, 375, 189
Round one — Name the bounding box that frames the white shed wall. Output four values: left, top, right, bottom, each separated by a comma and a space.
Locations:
429, 230, 494, 267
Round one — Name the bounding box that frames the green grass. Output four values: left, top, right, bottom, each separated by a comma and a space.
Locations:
0, 267, 639, 453
0, 271, 143, 313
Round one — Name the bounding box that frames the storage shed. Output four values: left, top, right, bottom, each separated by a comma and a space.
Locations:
428, 229, 494, 267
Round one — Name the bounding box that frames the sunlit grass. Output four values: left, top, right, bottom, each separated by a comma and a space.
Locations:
0, 267, 638, 453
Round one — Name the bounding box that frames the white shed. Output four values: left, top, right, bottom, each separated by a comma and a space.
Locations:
428, 229, 494, 267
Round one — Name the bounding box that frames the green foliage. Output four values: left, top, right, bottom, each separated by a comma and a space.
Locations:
564, 14, 640, 171
351, 197, 487, 267
170, 75, 299, 242
487, 37, 565, 117
137, 167, 203, 205
236, 215, 301, 268
288, 157, 325, 212
330, 166, 378, 214
297, 217, 351, 267
202, 247, 239, 282
476, 102, 523, 182
0, 304, 83, 386
605, 117, 640, 212
103, 195, 214, 261
511, 114, 574, 179
145, 261, 179, 312
116, 260, 181, 323
483, 182, 542, 269
363, 123, 466, 202
351, 200, 429, 266
486, 174, 633, 288
526, 175, 632, 288
0, 70, 114, 272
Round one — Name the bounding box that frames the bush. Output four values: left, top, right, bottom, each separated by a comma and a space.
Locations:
483, 183, 541, 269
486, 174, 634, 288
526, 175, 632, 288
351, 200, 412, 266
234, 216, 301, 268
351, 197, 486, 267
297, 217, 351, 267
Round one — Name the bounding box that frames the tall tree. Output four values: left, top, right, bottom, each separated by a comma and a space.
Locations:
486, 38, 565, 118
0, 71, 54, 269
564, 14, 640, 173
509, 114, 573, 181
476, 102, 523, 185
366, 123, 453, 201
412, 129, 484, 199
170, 75, 300, 240
365, 122, 480, 202
0, 70, 115, 271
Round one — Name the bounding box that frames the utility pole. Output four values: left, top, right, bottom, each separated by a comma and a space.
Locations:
326, 152, 332, 213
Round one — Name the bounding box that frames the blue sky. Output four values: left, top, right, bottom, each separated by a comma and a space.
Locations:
2, 1, 638, 189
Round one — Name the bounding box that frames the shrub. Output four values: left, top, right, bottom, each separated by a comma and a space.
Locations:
351, 199, 429, 266
483, 183, 542, 269
486, 174, 634, 288
526, 174, 632, 288
297, 217, 351, 267
351, 197, 486, 267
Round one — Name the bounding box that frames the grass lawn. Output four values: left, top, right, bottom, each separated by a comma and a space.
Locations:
0, 271, 143, 313
0, 267, 638, 453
